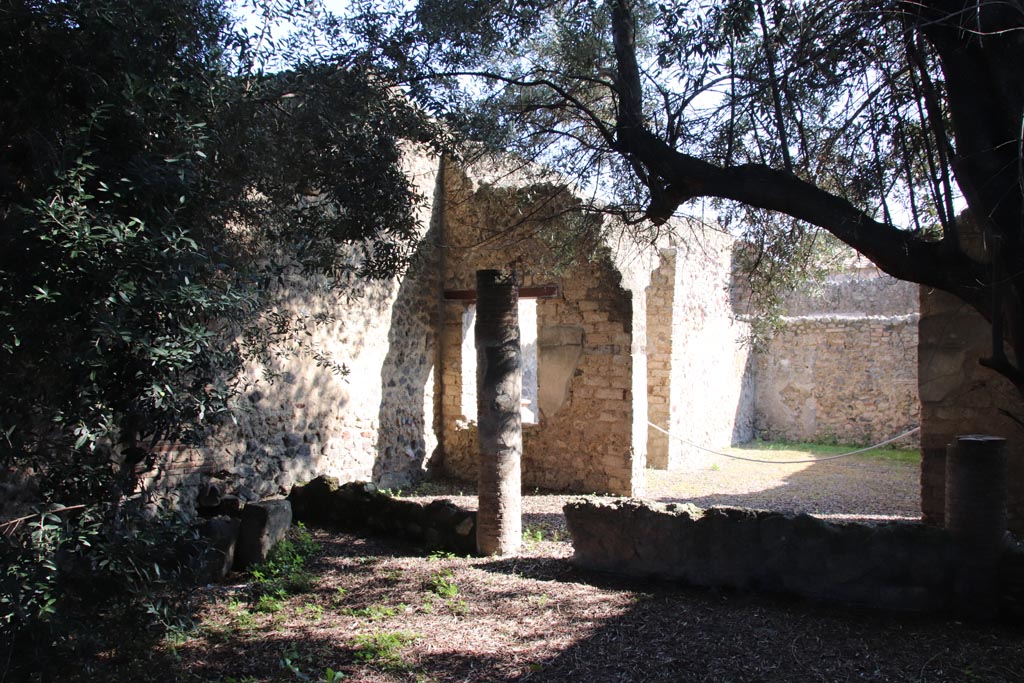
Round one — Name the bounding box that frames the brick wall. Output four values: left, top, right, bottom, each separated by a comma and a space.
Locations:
646, 250, 675, 468
437, 162, 648, 496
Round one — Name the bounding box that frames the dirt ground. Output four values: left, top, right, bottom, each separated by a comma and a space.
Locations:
55, 454, 1024, 683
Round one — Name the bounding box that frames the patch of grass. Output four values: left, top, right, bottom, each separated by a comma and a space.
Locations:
227, 599, 257, 630
341, 602, 406, 621
353, 631, 419, 669
522, 522, 562, 544
446, 597, 469, 616
427, 569, 459, 598
254, 594, 284, 614
298, 602, 324, 621
732, 439, 920, 463
427, 549, 456, 561
249, 523, 319, 602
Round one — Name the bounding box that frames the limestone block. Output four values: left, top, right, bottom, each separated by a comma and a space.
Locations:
235, 499, 293, 569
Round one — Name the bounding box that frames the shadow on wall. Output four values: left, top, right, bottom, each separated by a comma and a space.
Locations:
373, 164, 445, 489
229, 275, 397, 499
146, 271, 399, 511
731, 350, 756, 445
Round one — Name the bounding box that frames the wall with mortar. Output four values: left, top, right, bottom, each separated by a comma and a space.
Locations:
754, 315, 920, 445
750, 264, 921, 447
437, 161, 653, 496
645, 250, 675, 468
918, 287, 1024, 534
665, 232, 755, 469
145, 149, 445, 510
782, 263, 920, 317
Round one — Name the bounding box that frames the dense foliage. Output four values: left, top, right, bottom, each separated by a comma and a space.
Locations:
0, 0, 436, 667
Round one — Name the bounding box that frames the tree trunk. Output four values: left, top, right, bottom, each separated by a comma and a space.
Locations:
475, 269, 522, 556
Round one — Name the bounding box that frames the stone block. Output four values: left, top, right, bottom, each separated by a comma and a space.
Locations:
197, 515, 241, 582
235, 499, 293, 569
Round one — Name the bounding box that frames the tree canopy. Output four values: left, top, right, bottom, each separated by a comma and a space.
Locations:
348, 0, 1024, 391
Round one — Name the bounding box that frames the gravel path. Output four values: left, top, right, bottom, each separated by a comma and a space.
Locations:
410, 447, 922, 540
645, 448, 921, 521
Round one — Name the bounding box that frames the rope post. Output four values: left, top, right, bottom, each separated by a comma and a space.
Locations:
945, 435, 1008, 619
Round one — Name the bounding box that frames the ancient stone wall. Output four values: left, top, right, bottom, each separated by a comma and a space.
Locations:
666, 233, 754, 468
754, 315, 920, 445
145, 150, 445, 510
645, 251, 675, 468
438, 162, 651, 496
918, 288, 1024, 534
782, 265, 920, 317
747, 261, 921, 448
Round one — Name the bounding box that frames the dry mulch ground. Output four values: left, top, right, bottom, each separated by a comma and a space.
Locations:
63, 452, 1024, 683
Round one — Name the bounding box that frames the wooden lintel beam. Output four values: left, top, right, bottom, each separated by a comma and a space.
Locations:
444, 284, 559, 301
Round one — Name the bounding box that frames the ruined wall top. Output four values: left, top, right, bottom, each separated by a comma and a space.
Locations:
781, 255, 919, 318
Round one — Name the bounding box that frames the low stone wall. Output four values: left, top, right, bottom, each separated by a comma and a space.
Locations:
288, 476, 477, 554
564, 498, 1005, 613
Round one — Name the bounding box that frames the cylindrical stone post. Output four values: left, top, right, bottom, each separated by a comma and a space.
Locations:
475, 269, 522, 556
945, 435, 1008, 619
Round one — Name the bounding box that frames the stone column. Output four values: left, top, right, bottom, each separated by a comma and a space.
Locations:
946, 435, 1008, 618
475, 269, 522, 556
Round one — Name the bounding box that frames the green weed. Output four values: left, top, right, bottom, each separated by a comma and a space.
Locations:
299, 602, 324, 621
528, 593, 550, 609
254, 594, 284, 614
427, 569, 459, 598
427, 549, 456, 561
446, 597, 469, 616
248, 523, 319, 603
341, 602, 404, 621
353, 631, 419, 669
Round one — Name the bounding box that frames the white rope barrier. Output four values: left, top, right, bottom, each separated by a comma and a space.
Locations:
647, 422, 921, 465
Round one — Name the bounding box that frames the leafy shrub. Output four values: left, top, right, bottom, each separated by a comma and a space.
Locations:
0, 0, 437, 675
1, 498, 209, 674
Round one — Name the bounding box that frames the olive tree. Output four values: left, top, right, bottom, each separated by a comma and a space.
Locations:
351, 0, 1024, 392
